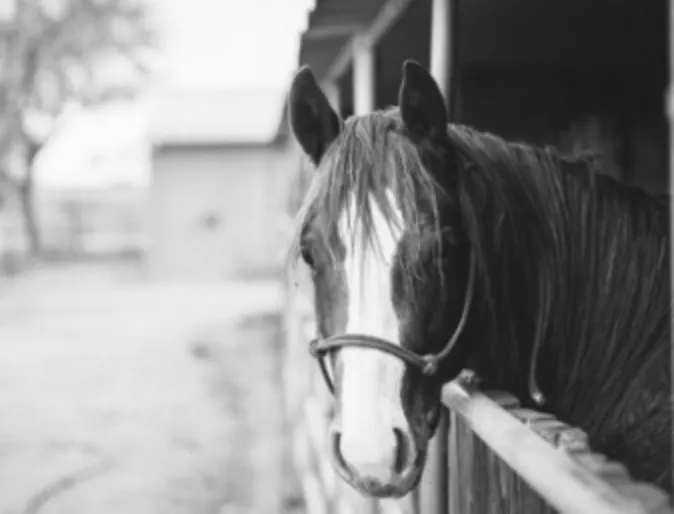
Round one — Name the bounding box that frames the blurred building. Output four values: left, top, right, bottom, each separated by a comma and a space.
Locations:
36, 184, 148, 260
0, 176, 28, 275
149, 88, 295, 280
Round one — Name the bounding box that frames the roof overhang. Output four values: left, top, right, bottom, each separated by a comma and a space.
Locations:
275, 0, 418, 144
299, 0, 415, 84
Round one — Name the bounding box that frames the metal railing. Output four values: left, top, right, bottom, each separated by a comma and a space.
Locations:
281, 286, 673, 514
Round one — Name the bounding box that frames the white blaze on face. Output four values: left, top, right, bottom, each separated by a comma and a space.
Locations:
335, 190, 411, 481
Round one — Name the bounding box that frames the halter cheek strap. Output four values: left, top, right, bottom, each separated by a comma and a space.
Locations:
308, 253, 476, 394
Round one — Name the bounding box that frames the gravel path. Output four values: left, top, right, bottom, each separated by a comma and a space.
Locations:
0, 262, 285, 514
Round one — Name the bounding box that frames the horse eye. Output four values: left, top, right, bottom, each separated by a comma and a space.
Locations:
300, 243, 315, 268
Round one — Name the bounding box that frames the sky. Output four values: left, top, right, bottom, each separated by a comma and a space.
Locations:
153, 0, 314, 89
36, 0, 314, 189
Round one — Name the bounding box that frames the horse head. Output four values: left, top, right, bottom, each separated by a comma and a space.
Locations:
287, 61, 475, 498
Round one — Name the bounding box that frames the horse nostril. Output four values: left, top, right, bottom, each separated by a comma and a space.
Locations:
393, 428, 409, 475
331, 431, 346, 467
360, 476, 385, 491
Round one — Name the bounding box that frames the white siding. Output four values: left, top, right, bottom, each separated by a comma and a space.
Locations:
150, 144, 294, 280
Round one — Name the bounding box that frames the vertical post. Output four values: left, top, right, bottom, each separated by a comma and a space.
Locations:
430, 0, 450, 95
430, 0, 458, 114
352, 33, 375, 115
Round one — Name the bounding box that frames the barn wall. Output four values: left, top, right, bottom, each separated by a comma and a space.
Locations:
455, 64, 668, 191
36, 186, 149, 259
374, 0, 432, 109
348, 0, 668, 192
451, 0, 668, 192
150, 144, 294, 280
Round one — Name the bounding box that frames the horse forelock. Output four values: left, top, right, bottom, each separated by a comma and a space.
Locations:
288, 108, 443, 273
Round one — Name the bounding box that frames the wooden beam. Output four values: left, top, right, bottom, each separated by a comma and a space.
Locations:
324, 41, 353, 84
442, 381, 673, 514
303, 23, 362, 40
321, 81, 341, 116
325, 0, 417, 82
368, 0, 416, 45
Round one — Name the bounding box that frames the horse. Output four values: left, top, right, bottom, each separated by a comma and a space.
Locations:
286, 59, 671, 499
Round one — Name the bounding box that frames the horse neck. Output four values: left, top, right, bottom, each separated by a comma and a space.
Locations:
470, 157, 669, 410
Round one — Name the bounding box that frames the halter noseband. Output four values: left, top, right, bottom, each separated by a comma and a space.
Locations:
308, 253, 476, 394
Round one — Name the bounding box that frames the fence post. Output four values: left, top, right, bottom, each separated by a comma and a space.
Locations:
418, 409, 449, 514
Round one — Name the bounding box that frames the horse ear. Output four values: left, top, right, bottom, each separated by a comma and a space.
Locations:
398, 60, 448, 142
288, 66, 341, 165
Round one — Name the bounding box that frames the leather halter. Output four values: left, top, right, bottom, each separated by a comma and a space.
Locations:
308, 253, 476, 394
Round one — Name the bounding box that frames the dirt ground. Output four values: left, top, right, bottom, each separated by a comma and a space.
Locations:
0, 262, 287, 514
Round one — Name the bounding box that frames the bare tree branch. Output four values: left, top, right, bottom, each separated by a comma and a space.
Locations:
0, 0, 156, 256
24, 0, 155, 133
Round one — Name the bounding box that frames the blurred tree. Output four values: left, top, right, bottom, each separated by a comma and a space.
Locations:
0, 0, 155, 257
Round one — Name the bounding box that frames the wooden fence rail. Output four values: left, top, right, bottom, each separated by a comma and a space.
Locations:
281, 285, 673, 514
444, 382, 672, 514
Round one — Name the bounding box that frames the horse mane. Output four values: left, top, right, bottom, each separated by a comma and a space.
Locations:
289, 107, 442, 270
447, 124, 670, 410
